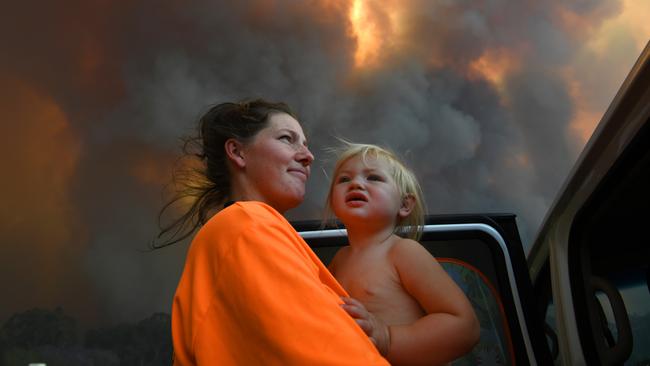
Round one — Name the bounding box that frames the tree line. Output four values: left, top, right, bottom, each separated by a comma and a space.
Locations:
0, 307, 172, 366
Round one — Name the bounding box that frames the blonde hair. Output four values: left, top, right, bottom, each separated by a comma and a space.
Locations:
324, 142, 426, 240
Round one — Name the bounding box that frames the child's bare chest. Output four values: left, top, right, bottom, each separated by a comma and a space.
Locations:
336, 258, 398, 299
335, 254, 425, 324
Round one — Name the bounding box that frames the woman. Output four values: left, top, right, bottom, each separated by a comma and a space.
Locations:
157, 99, 389, 365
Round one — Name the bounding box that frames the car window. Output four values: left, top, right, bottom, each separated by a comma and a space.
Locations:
567, 116, 650, 365
304, 218, 552, 365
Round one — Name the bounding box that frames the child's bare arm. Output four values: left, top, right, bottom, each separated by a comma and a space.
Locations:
386, 239, 480, 365
339, 296, 391, 355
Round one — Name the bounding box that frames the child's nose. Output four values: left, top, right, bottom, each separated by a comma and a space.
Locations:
349, 178, 365, 190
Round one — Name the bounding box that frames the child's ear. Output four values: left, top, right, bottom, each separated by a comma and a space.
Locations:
225, 138, 246, 168
398, 194, 415, 218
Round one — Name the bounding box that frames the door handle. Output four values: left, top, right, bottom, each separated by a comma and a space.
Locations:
588, 276, 633, 365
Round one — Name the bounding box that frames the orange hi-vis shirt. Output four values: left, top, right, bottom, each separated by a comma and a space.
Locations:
172, 201, 389, 365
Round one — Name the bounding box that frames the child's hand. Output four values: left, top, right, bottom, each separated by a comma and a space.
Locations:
340, 296, 391, 356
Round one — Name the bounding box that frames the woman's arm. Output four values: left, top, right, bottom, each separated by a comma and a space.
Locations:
192, 204, 389, 365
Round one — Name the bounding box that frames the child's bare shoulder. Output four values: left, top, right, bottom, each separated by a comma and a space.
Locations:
333, 245, 351, 259
328, 246, 351, 273
389, 237, 435, 263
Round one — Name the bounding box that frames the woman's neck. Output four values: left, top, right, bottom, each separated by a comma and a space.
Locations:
228, 184, 287, 214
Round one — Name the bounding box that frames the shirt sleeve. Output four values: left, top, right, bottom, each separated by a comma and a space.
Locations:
193, 208, 389, 365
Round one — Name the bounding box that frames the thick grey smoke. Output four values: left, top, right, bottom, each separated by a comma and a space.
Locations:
0, 0, 635, 327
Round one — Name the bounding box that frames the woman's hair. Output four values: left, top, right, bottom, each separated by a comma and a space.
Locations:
324, 142, 426, 240
153, 98, 296, 248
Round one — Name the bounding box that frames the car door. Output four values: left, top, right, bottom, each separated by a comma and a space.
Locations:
294, 214, 553, 365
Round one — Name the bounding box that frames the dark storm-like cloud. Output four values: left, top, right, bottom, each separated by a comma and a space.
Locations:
0, 0, 628, 326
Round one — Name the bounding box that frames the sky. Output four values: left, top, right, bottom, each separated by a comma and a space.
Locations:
1, 0, 648, 329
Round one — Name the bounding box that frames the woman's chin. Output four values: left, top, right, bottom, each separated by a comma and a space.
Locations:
273, 193, 305, 213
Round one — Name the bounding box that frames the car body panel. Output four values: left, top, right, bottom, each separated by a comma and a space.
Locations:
528, 41, 650, 365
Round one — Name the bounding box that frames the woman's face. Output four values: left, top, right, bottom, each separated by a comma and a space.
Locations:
240, 113, 314, 213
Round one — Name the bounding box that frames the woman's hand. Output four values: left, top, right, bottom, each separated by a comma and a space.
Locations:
340, 297, 391, 356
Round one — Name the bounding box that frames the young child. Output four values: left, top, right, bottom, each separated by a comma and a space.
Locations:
326, 142, 479, 366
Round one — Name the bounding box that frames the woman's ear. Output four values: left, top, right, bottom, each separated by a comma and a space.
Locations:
225, 138, 246, 168
398, 194, 415, 218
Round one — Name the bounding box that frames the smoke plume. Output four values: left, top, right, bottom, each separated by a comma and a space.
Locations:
0, 0, 647, 327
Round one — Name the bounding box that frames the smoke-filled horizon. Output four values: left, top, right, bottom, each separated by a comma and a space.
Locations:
1, 0, 648, 328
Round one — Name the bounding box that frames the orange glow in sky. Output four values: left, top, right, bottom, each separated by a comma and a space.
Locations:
566, 0, 650, 145
565, 74, 603, 147
587, 0, 650, 55
0, 76, 91, 318
468, 48, 521, 101
350, 0, 380, 68
349, 0, 405, 69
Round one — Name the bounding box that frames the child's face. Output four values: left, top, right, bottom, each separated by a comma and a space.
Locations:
330, 154, 404, 226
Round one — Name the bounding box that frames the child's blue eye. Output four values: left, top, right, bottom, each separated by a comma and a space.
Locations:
367, 174, 383, 181
337, 176, 350, 183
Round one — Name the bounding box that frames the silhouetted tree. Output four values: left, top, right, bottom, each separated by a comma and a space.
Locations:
0, 309, 172, 366
0, 307, 76, 349
85, 312, 172, 366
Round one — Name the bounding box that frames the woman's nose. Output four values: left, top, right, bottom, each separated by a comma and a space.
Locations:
298, 145, 314, 167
